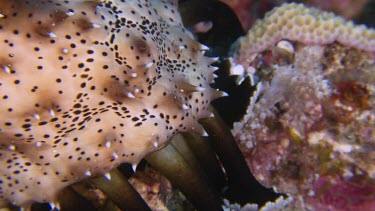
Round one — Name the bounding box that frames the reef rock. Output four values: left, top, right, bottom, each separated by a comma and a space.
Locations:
231, 3, 375, 210
0, 0, 220, 207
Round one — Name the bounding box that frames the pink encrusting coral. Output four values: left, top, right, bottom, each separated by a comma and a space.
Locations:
231, 3, 375, 210
0, 0, 221, 207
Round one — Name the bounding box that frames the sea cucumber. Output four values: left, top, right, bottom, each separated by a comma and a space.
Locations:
0, 0, 221, 207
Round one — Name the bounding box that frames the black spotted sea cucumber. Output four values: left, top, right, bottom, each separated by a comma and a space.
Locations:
0, 0, 222, 207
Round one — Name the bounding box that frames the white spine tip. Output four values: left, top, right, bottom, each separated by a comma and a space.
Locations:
33, 114, 40, 120
210, 57, 220, 62
182, 104, 190, 110
62, 48, 68, 54
127, 92, 135, 98
200, 44, 209, 50
212, 66, 219, 71
130, 72, 137, 78
92, 23, 101, 28
145, 62, 154, 68
104, 173, 111, 180
213, 74, 219, 78
49, 203, 55, 211
134, 88, 140, 93
196, 86, 206, 91
209, 113, 215, 118
132, 164, 137, 172
112, 152, 119, 159
0, 14, 4, 18
222, 91, 229, 97
202, 131, 209, 137
8, 145, 16, 151
66, 11, 75, 16
85, 170, 91, 176
105, 141, 111, 148
153, 141, 158, 148
178, 45, 186, 50
49, 202, 60, 211
3, 65, 11, 74
49, 109, 55, 117
35, 141, 42, 147
48, 32, 57, 38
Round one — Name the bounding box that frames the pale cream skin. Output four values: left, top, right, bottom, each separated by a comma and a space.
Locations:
0, 0, 220, 207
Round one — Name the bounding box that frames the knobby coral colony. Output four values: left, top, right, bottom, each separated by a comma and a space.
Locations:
0, 0, 235, 209
231, 3, 375, 210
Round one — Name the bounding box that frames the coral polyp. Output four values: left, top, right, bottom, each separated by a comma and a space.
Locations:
0, 0, 222, 207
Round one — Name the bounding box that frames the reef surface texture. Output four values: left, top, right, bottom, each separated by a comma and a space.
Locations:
232, 3, 375, 210
0, 0, 219, 207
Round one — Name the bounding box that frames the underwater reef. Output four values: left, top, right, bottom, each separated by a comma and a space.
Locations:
231, 2, 375, 210
0, 0, 374, 210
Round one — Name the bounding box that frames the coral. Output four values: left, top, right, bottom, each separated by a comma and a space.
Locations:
0, 0, 221, 207
222, 195, 294, 211
231, 3, 375, 210
235, 43, 375, 210
233, 3, 375, 68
